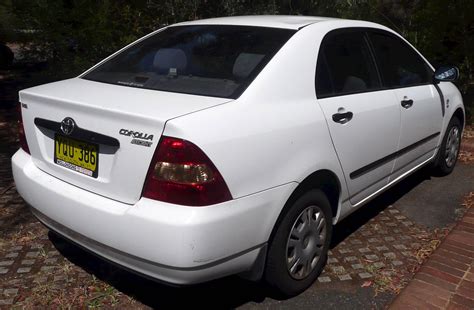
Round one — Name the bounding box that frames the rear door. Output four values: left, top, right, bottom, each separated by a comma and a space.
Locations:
367, 30, 443, 180
316, 29, 401, 205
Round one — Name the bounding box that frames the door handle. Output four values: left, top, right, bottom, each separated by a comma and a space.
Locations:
332, 111, 353, 124
401, 99, 414, 109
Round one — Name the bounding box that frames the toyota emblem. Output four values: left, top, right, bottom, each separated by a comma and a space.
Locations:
60, 117, 76, 135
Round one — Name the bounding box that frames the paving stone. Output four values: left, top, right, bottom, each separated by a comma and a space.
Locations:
339, 248, 352, 254
331, 266, 346, 274
0, 299, 14, 305
16, 267, 31, 273
374, 262, 386, 268
394, 244, 407, 250
365, 254, 379, 261
376, 246, 389, 251
411, 243, 421, 249
361, 231, 372, 236
328, 257, 338, 264
392, 260, 404, 266
338, 274, 352, 281
0, 260, 14, 266
350, 239, 363, 245
0, 267, 8, 274
380, 216, 390, 221
30, 244, 43, 249
21, 259, 35, 265
359, 272, 373, 279
4, 288, 19, 296
33, 276, 48, 284
44, 258, 58, 264
318, 276, 331, 283
5, 253, 18, 258
351, 263, 364, 270
53, 275, 66, 282
368, 238, 381, 243
395, 215, 407, 220
386, 222, 397, 227
16, 267, 31, 274
383, 252, 397, 259
402, 251, 413, 256
40, 266, 55, 272
49, 250, 60, 256
25, 251, 39, 258
384, 237, 395, 242
358, 247, 371, 253
344, 256, 358, 262
10, 246, 22, 251
402, 221, 413, 226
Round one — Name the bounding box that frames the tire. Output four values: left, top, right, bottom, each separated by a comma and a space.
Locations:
264, 189, 332, 297
432, 117, 462, 176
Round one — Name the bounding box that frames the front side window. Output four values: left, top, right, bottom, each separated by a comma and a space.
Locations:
368, 31, 433, 88
83, 25, 296, 99
316, 30, 381, 98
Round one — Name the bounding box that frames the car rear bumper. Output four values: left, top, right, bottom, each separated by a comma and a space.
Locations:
12, 149, 296, 284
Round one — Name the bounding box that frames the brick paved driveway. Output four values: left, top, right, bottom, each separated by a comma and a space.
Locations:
1, 99, 473, 308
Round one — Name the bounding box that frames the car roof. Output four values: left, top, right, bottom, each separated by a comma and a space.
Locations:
172, 15, 336, 30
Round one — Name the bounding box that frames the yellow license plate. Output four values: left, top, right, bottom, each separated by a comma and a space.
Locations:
54, 134, 99, 178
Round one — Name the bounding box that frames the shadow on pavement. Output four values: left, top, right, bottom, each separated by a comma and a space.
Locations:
47, 165, 437, 309
330, 166, 432, 247
50, 230, 268, 309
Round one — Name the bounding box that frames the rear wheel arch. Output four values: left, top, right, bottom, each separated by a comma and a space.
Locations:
270, 170, 341, 241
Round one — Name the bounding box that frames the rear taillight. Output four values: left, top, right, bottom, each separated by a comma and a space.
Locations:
142, 136, 232, 206
17, 103, 30, 154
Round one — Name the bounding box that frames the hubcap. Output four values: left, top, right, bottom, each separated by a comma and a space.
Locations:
445, 126, 460, 168
286, 205, 327, 280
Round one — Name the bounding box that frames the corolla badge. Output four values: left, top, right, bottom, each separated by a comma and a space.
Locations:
60, 117, 76, 135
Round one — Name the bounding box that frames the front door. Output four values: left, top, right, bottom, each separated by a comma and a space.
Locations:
315, 29, 401, 205
367, 30, 444, 180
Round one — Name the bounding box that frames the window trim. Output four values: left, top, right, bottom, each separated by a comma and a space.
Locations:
315, 27, 435, 100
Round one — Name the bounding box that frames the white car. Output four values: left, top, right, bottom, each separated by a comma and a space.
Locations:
12, 16, 464, 296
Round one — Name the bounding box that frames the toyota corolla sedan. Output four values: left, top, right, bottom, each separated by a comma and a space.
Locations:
12, 15, 464, 296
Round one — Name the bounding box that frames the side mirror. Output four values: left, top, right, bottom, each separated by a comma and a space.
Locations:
434, 66, 459, 82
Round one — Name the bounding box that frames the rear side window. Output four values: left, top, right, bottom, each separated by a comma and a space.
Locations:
83, 25, 295, 99
316, 31, 381, 98
368, 32, 433, 88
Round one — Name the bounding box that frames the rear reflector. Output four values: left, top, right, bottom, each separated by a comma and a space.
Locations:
17, 103, 30, 154
142, 136, 232, 206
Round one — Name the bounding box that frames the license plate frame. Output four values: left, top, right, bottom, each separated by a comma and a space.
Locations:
54, 134, 99, 178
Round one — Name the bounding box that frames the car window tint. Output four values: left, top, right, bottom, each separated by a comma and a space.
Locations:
83, 25, 295, 99
368, 32, 433, 88
316, 31, 380, 98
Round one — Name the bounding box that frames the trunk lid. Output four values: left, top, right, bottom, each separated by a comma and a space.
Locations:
19, 78, 232, 204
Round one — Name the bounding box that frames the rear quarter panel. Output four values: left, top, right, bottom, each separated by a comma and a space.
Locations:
164, 23, 349, 212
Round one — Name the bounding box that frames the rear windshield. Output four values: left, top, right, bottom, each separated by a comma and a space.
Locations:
82, 25, 296, 99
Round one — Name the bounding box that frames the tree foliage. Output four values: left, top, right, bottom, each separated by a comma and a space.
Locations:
3, 0, 473, 117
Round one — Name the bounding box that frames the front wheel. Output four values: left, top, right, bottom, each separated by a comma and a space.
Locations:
264, 189, 332, 297
433, 117, 462, 176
